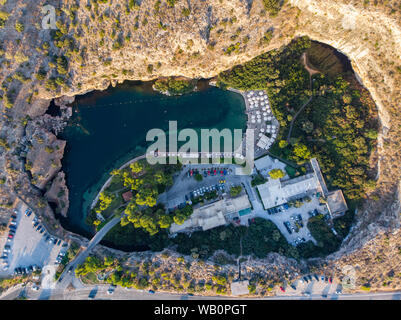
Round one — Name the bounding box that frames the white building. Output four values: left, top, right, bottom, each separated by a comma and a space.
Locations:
170, 194, 252, 233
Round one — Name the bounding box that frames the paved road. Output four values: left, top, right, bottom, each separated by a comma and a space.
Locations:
3, 282, 401, 301
55, 216, 121, 291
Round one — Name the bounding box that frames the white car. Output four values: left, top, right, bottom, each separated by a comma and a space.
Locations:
32, 285, 40, 291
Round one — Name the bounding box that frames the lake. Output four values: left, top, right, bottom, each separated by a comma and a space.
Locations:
59, 80, 247, 237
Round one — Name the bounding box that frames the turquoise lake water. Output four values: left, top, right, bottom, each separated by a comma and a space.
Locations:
59, 81, 247, 237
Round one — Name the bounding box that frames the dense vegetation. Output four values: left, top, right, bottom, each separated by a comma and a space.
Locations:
153, 78, 196, 96
173, 218, 299, 259
297, 214, 342, 258
98, 38, 377, 260
103, 217, 300, 260
217, 37, 378, 206
262, 0, 284, 17
89, 160, 193, 236
75, 253, 233, 294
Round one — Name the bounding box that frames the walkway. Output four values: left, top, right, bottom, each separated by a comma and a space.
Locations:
54, 216, 121, 291
286, 53, 318, 143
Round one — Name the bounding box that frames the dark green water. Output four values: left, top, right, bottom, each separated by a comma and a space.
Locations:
60, 81, 247, 238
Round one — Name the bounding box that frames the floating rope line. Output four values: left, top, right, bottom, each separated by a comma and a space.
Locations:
77, 90, 202, 109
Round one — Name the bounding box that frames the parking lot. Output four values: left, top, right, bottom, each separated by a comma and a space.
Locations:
158, 163, 245, 210
0, 204, 68, 285
279, 274, 342, 298
157, 163, 329, 248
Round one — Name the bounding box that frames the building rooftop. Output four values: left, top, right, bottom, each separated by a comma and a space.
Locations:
122, 191, 133, 202
326, 190, 348, 216
257, 173, 319, 209
170, 194, 251, 233
231, 280, 250, 296
254, 155, 287, 178
310, 158, 329, 197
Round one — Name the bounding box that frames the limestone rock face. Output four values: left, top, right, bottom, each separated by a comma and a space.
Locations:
25, 122, 66, 189
44, 171, 69, 218
0, 0, 400, 275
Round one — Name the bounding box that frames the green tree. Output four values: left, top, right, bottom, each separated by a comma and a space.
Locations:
268, 169, 285, 179
278, 140, 288, 148
229, 185, 242, 197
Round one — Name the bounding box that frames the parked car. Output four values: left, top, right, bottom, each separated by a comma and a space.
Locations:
107, 285, 116, 295
88, 288, 97, 299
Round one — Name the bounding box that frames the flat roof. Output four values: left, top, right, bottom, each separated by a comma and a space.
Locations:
170, 194, 251, 233
310, 158, 329, 196
257, 179, 286, 209
257, 174, 319, 209
326, 190, 348, 215
254, 155, 275, 171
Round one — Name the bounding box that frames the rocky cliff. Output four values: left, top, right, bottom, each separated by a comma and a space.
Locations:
0, 0, 400, 288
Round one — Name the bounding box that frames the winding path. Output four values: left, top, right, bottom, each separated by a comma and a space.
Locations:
286, 53, 321, 143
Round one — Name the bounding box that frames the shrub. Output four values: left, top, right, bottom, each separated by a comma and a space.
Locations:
229, 185, 242, 197
262, 0, 283, 17
268, 168, 285, 179
182, 8, 190, 17
15, 21, 24, 32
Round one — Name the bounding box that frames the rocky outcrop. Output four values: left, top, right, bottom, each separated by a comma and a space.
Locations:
0, 0, 400, 286
25, 122, 65, 189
